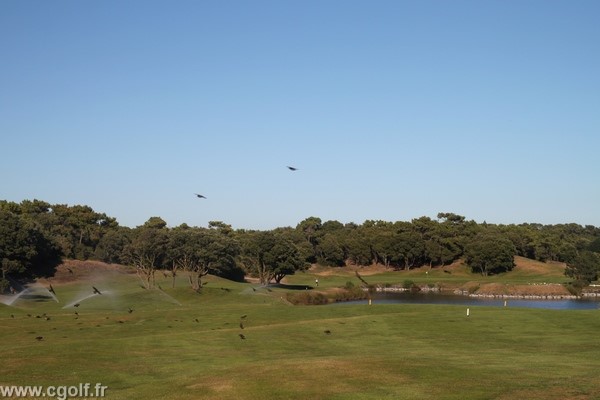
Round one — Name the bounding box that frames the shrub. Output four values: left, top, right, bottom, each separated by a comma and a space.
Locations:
332, 286, 369, 302
285, 291, 329, 305
565, 280, 586, 296
403, 280, 415, 289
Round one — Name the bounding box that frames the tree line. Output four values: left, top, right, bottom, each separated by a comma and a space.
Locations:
1, 200, 599, 293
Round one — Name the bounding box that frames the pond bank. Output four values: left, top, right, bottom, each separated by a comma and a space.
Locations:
373, 282, 592, 300
336, 291, 600, 310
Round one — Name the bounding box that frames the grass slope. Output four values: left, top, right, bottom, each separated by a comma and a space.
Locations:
1, 266, 599, 399
286, 256, 570, 293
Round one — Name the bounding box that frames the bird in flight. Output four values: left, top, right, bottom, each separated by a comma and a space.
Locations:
48, 284, 56, 295
92, 286, 102, 295
194, 193, 207, 199
287, 166, 298, 171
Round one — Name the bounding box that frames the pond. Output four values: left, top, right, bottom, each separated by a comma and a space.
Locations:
334, 292, 600, 310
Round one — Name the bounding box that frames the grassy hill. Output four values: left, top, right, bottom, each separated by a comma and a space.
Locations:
1, 261, 599, 399
286, 256, 571, 296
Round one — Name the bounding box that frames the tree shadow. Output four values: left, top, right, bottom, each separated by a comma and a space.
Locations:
20, 294, 54, 302
273, 283, 313, 291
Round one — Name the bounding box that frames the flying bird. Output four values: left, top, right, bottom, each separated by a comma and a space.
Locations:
48, 284, 56, 295
92, 286, 102, 295
66, 267, 73, 274
73, 303, 80, 308
286, 166, 298, 171
128, 308, 134, 314
194, 193, 207, 199
240, 315, 247, 319
35, 336, 44, 341
239, 322, 244, 329
238, 334, 246, 340
324, 330, 332, 335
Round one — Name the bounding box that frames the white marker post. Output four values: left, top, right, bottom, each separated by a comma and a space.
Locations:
466, 308, 470, 317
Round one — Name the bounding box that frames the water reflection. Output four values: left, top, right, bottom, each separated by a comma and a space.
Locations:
335, 292, 600, 310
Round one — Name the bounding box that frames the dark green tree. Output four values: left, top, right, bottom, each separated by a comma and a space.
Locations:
317, 235, 345, 266
437, 212, 466, 225
0, 210, 62, 292
168, 226, 241, 291
124, 218, 169, 289
296, 216, 322, 263
94, 227, 131, 264
241, 231, 306, 284
564, 251, 600, 284
368, 224, 395, 267
343, 228, 372, 266
587, 237, 600, 253
464, 234, 516, 276
393, 230, 425, 270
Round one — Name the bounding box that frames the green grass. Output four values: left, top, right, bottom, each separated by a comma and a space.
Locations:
286, 257, 569, 289
1, 270, 599, 400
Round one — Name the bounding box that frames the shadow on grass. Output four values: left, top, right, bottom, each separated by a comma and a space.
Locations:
20, 294, 55, 302
273, 284, 314, 291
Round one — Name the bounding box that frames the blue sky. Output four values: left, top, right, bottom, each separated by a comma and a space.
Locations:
1, 0, 599, 229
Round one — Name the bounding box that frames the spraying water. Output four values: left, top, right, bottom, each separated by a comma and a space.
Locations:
45, 286, 59, 303
1, 284, 59, 306
155, 287, 182, 306
0, 288, 32, 306
62, 290, 113, 309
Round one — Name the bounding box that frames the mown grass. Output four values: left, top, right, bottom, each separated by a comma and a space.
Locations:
286, 256, 569, 290
1, 270, 599, 400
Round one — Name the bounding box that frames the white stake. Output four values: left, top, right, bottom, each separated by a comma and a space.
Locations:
466, 308, 470, 317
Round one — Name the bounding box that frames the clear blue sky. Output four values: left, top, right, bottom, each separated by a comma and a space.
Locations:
1, 0, 599, 229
